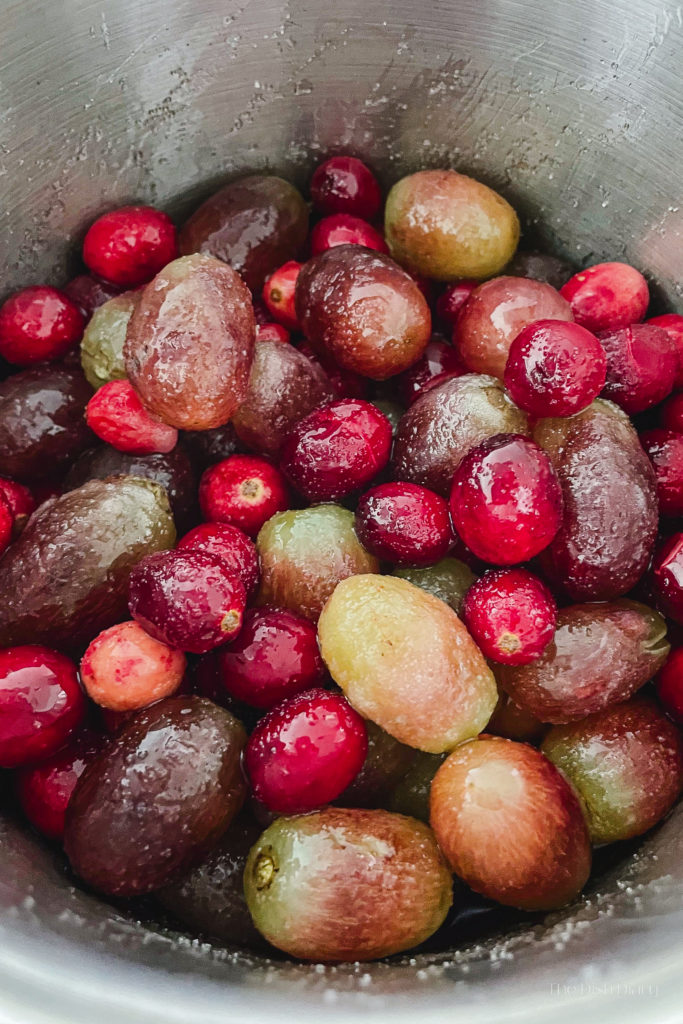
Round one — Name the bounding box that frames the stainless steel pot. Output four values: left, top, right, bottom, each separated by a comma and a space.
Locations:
0, 0, 682, 1021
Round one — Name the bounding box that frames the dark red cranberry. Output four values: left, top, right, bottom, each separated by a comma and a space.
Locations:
0, 286, 84, 366
310, 156, 382, 220
262, 261, 302, 330
256, 322, 290, 344
661, 392, 683, 434
85, 379, 178, 455
245, 688, 368, 814
461, 568, 557, 665
0, 646, 86, 768
310, 214, 388, 255
640, 429, 683, 517
651, 533, 683, 624
199, 455, 290, 538
0, 493, 13, 555
279, 398, 393, 501
63, 274, 123, 322
436, 280, 478, 327
216, 607, 325, 708
128, 550, 246, 654
297, 342, 368, 399
397, 337, 466, 406
598, 324, 678, 414
504, 319, 607, 417
0, 477, 35, 535
648, 314, 683, 388
449, 434, 563, 565
355, 482, 452, 566
16, 727, 101, 840
656, 647, 683, 723
177, 522, 259, 597
560, 262, 649, 332
83, 205, 178, 287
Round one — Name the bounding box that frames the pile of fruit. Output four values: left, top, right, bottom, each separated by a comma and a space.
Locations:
1, 155, 682, 963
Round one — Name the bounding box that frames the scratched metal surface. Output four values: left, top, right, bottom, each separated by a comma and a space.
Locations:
0, 0, 682, 1021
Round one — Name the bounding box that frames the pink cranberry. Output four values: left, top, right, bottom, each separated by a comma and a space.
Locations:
656, 647, 683, 723
83, 205, 178, 288
661, 393, 683, 433
651, 533, 683, 624
85, 379, 179, 454
310, 214, 388, 255
0, 646, 86, 768
449, 434, 563, 565
598, 324, 678, 414
436, 280, 478, 328
128, 550, 246, 654
297, 342, 368, 399
560, 262, 649, 333
279, 398, 393, 501
0, 477, 34, 535
640, 429, 683, 517
397, 337, 466, 405
244, 688, 368, 814
0, 286, 84, 366
262, 261, 302, 330
64, 274, 123, 322
177, 522, 259, 596
461, 568, 557, 665
256, 322, 291, 344
355, 481, 453, 566
648, 314, 683, 388
16, 727, 102, 840
310, 156, 382, 220
216, 607, 325, 708
504, 319, 607, 417
199, 455, 290, 538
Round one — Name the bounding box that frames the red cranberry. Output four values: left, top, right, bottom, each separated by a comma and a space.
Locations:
598, 324, 678, 414
436, 280, 478, 327
279, 398, 393, 502
640, 429, 683, 517
256, 322, 291, 344
0, 646, 86, 768
461, 568, 557, 665
648, 314, 683, 388
64, 274, 123, 322
397, 337, 466, 405
0, 286, 84, 366
662, 393, 683, 433
297, 342, 368, 399
83, 205, 178, 288
85, 379, 179, 455
177, 522, 260, 596
504, 319, 607, 417
0, 477, 35, 535
355, 482, 452, 566
310, 214, 388, 255
244, 688, 368, 814
216, 607, 325, 708
449, 434, 563, 565
0, 493, 13, 556
651, 533, 683, 624
199, 455, 290, 537
262, 261, 302, 330
560, 262, 649, 333
310, 156, 382, 220
16, 727, 101, 840
656, 647, 683, 724
128, 550, 246, 654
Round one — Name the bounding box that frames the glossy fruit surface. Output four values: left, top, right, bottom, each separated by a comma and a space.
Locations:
392, 373, 529, 497
279, 398, 392, 501
640, 429, 683, 517
129, 550, 245, 654
215, 607, 324, 708
181, 422, 241, 470
178, 175, 308, 292
0, 477, 175, 651
64, 696, 246, 896
598, 324, 678, 414
660, 391, 683, 433
560, 261, 649, 332
497, 599, 669, 723
504, 319, 606, 417
648, 313, 683, 388
337, 720, 416, 808
486, 690, 547, 744
384, 170, 519, 280
83, 205, 178, 287
455, 276, 573, 379
256, 504, 379, 621
656, 647, 683, 723
262, 260, 302, 330
355, 481, 452, 566
295, 245, 431, 380
80, 621, 186, 711
387, 751, 446, 822
318, 574, 497, 751
542, 697, 683, 843
430, 736, 591, 910
462, 569, 556, 665
397, 337, 465, 406
124, 253, 255, 430
64, 275, 122, 321
310, 156, 382, 220
16, 727, 101, 840
310, 214, 388, 255
85, 380, 178, 455
256, 322, 290, 344
177, 523, 259, 597
0, 646, 85, 768
392, 557, 476, 614
245, 688, 368, 813
244, 808, 452, 961
435, 281, 478, 327
199, 454, 290, 537
0, 476, 35, 535
0, 286, 84, 365
449, 434, 563, 565
80, 290, 140, 390
651, 533, 683, 624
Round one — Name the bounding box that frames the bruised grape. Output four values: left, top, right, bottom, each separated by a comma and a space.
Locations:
80, 291, 140, 390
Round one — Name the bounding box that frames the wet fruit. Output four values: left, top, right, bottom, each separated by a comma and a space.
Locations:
648, 313, 683, 388
79, 290, 140, 390
640, 429, 683, 517
83, 205, 178, 288
80, 621, 186, 711
462, 569, 557, 665
85, 380, 179, 454
16, 727, 101, 840
355, 481, 453, 566
262, 260, 302, 330
656, 647, 683, 723
387, 751, 446, 822
310, 214, 388, 255
598, 324, 678, 414
651, 533, 683, 624
177, 522, 259, 597
199, 454, 290, 538
310, 156, 382, 220
392, 557, 476, 615
0, 286, 84, 365
560, 261, 649, 333
337, 720, 416, 808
